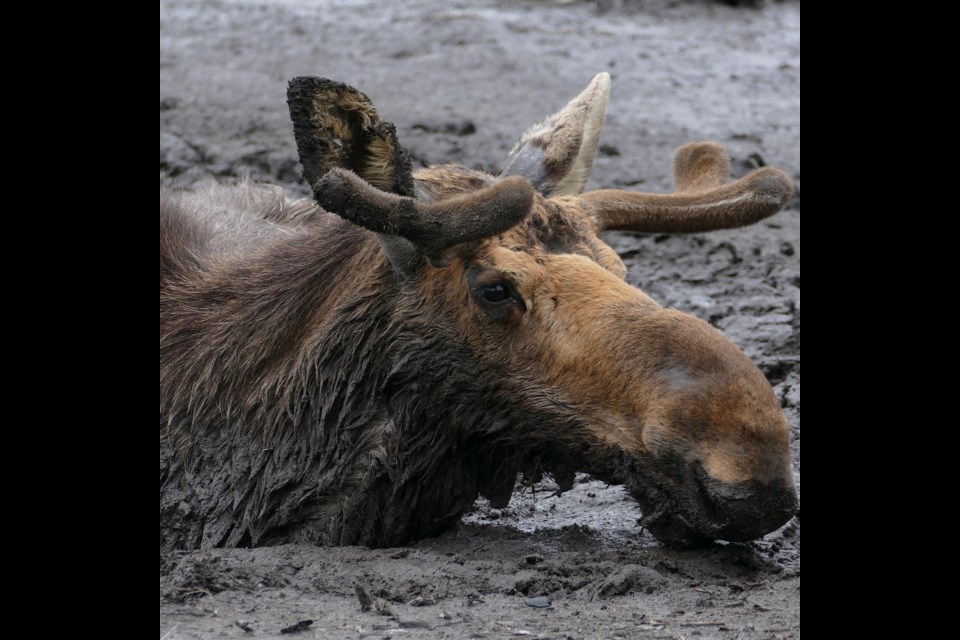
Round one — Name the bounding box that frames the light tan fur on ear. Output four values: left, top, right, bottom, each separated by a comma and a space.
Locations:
501, 72, 611, 197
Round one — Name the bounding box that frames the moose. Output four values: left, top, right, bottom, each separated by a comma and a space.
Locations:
160, 74, 798, 551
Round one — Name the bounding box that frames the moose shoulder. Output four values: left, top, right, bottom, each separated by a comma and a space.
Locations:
159, 74, 797, 551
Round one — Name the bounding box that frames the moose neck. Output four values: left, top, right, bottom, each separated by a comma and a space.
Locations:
161, 221, 506, 548
162, 215, 634, 549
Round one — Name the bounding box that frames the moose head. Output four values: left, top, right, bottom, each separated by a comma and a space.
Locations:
284, 73, 797, 546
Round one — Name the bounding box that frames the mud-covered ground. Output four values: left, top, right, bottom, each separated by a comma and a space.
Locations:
160, 1, 800, 637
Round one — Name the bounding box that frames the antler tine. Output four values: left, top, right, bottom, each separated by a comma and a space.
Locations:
314, 168, 535, 258
585, 142, 794, 233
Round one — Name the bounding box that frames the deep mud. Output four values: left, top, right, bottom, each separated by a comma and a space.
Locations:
160, 0, 800, 637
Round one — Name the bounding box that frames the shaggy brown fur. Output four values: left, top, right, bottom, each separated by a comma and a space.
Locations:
160, 75, 797, 551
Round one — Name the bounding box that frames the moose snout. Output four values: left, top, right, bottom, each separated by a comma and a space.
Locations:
700, 476, 798, 541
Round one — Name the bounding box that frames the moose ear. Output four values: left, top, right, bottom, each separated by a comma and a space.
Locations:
287, 77, 415, 196
500, 72, 611, 197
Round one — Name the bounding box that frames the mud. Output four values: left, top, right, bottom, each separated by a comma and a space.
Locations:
160, 0, 800, 638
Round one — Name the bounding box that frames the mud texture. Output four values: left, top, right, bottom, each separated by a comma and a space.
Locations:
160, 0, 800, 638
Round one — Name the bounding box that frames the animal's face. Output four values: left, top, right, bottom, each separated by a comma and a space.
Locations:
412, 173, 796, 545
287, 74, 797, 545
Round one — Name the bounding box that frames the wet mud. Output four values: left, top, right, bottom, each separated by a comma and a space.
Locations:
160, 1, 800, 637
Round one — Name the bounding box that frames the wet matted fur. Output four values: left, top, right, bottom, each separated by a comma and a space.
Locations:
160, 74, 797, 551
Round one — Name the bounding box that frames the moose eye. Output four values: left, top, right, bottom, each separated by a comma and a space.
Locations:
476, 283, 512, 305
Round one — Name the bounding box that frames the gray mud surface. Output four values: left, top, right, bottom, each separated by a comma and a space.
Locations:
160, 1, 800, 637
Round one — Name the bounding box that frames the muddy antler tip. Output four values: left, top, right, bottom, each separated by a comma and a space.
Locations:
313, 167, 366, 209
745, 167, 794, 206
672, 142, 730, 193
494, 175, 537, 215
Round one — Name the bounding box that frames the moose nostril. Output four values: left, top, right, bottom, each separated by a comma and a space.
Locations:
703, 478, 798, 541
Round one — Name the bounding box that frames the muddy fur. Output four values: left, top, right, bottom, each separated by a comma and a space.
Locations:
160, 183, 603, 549
160, 75, 796, 552
287, 77, 414, 196
160, 3, 800, 637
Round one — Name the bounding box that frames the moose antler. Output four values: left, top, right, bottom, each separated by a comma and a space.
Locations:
315, 168, 535, 259
288, 76, 535, 271
584, 142, 794, 232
